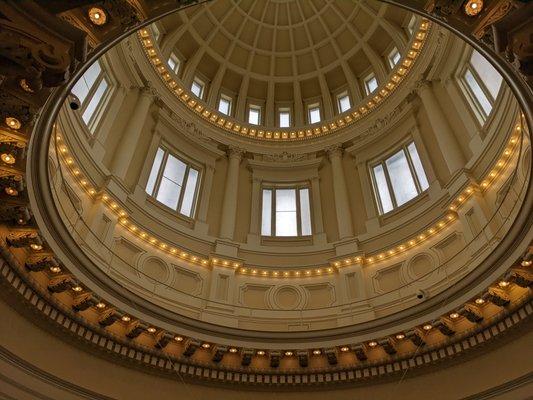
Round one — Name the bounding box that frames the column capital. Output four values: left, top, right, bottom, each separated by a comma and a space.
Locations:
413, 79, 433, 95
227, 146, 246, 160
325, 144, 343, 159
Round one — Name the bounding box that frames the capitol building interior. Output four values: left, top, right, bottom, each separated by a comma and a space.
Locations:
0, 0, 532, 399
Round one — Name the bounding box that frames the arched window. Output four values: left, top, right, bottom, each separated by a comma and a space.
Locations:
145, 147, 201, 218
371, 141, 429, 214
261, 186, 312, 237
461, 50, 503, 122
71, 60, 110, 132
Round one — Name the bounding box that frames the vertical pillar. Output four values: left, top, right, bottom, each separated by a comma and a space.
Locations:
417, 80, 466, 175
327, 146, 354, 240
110, 87, 154, 181
248, 177, 262, 236
195, 164, 215, 234
310, 176, 325, 236
219, 147, 244, 240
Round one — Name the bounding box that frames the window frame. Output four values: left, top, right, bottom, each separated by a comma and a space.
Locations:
307, 103, 321, 124
337, 91, 351, 114
248, 104, 262, 125
70, 59, 112, 134
370, 141, 429, 215
363, 73, 378, 96
191, 77, 205, 99
167, 53, 181, 75
145, 146, 202, 219
278, 107, 291, 128
261, 184, 313, 238
459, 50, 503, 123
218, 94, 232, 116
388, 47, 401, 69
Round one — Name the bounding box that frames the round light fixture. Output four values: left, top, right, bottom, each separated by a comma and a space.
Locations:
395, 334, 405, 340
340, 346, 350, 352
50, 266, 62, 273
201, 343, 211, 349
256, 350, 265, 356
498, 280, 510, 288
5, 117, 21, 130
30, 243, 42, 251
464, 0, 483, 16
88, 7, 107, 25
368, 341, 378, 347
449, 312, 460, 319
475, 298, 485, 305
95, 302, 106, 309
19, 79, 33, 93
5, 187, 18, 196
174, 336, 184, 342
284, 351, 293, 356
521, 260, 532, 267
1, 153, 15, 164
72, 286, 83, 292
422, 324, 432, 331
229, 348, 238, 353
147, 327, 156, 333
121, 315, 131, 322
312, 349, 321, 355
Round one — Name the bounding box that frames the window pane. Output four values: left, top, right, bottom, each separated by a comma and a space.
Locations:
388, 48, 401, 68
338, 95, 351, 113
82, 78, 108, 124
407, 15, 416, 35
71, 61, 101, 104
146, 148, 165, 195
309, 107, 321, 124
180, 168, 199, 217
218, 97, 231, 115
276, 189, 297, 236
407, 142, 429, 191
385, 149, 418, 206
249, 107, 260, 125
471, 51, 502, 100
299, 188, 312, 236
279, 111, 290, 127
191, 80, 203, 98
157, 177, 181, 209
156, 154, 186, 209
261, 189, 272, 236
168, 54, 179, 74
373, 164, 393, 214
464, 69, 492, 116
365, 75, 378, 95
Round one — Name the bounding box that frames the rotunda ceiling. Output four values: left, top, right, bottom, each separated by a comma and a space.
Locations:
146, 0, 419, 137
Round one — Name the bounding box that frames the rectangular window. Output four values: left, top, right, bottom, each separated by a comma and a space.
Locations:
145, 147, 201, 218
364, 73, 378, 95
248, 105, 261, 125
191, 78, 205, 99
167, 53, 180, 74
462, 50, 503, 120
279, 108, 290, 127
407, 15, 416, 35
308, 104, 321, 124
337, 93, 351, 113
261, 186, 312, 237
218, 95, 232, 115
388, 47, 401, 69
70, 60, 110, 131
152, 24, 161, 42
371, 141, 428, 214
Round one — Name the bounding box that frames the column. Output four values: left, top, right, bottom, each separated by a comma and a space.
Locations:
219, 147, 244, 240
327, 146, 354, 240
195, 164, 215, 234
310, 176, 325, 236
417, 80, 466, 175
110, 87, 153, 181
248, 177, 262, 237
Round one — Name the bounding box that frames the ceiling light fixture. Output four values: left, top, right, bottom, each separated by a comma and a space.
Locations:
88, 7, 107, 25
5, 117, 21, 130
464, 0, 483, 16
1, 153, 15, 164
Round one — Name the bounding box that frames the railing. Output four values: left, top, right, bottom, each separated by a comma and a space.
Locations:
48, 112, 530, 331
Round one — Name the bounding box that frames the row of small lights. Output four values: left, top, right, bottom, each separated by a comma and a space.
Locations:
53, 117, 523, 279
11, 125, 530, 363
138, 20, 430, 141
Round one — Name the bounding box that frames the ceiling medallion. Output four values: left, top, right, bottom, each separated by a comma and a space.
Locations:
88, 7, 107, 25
5, 117, 21, 130
464, 0, 483, 16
